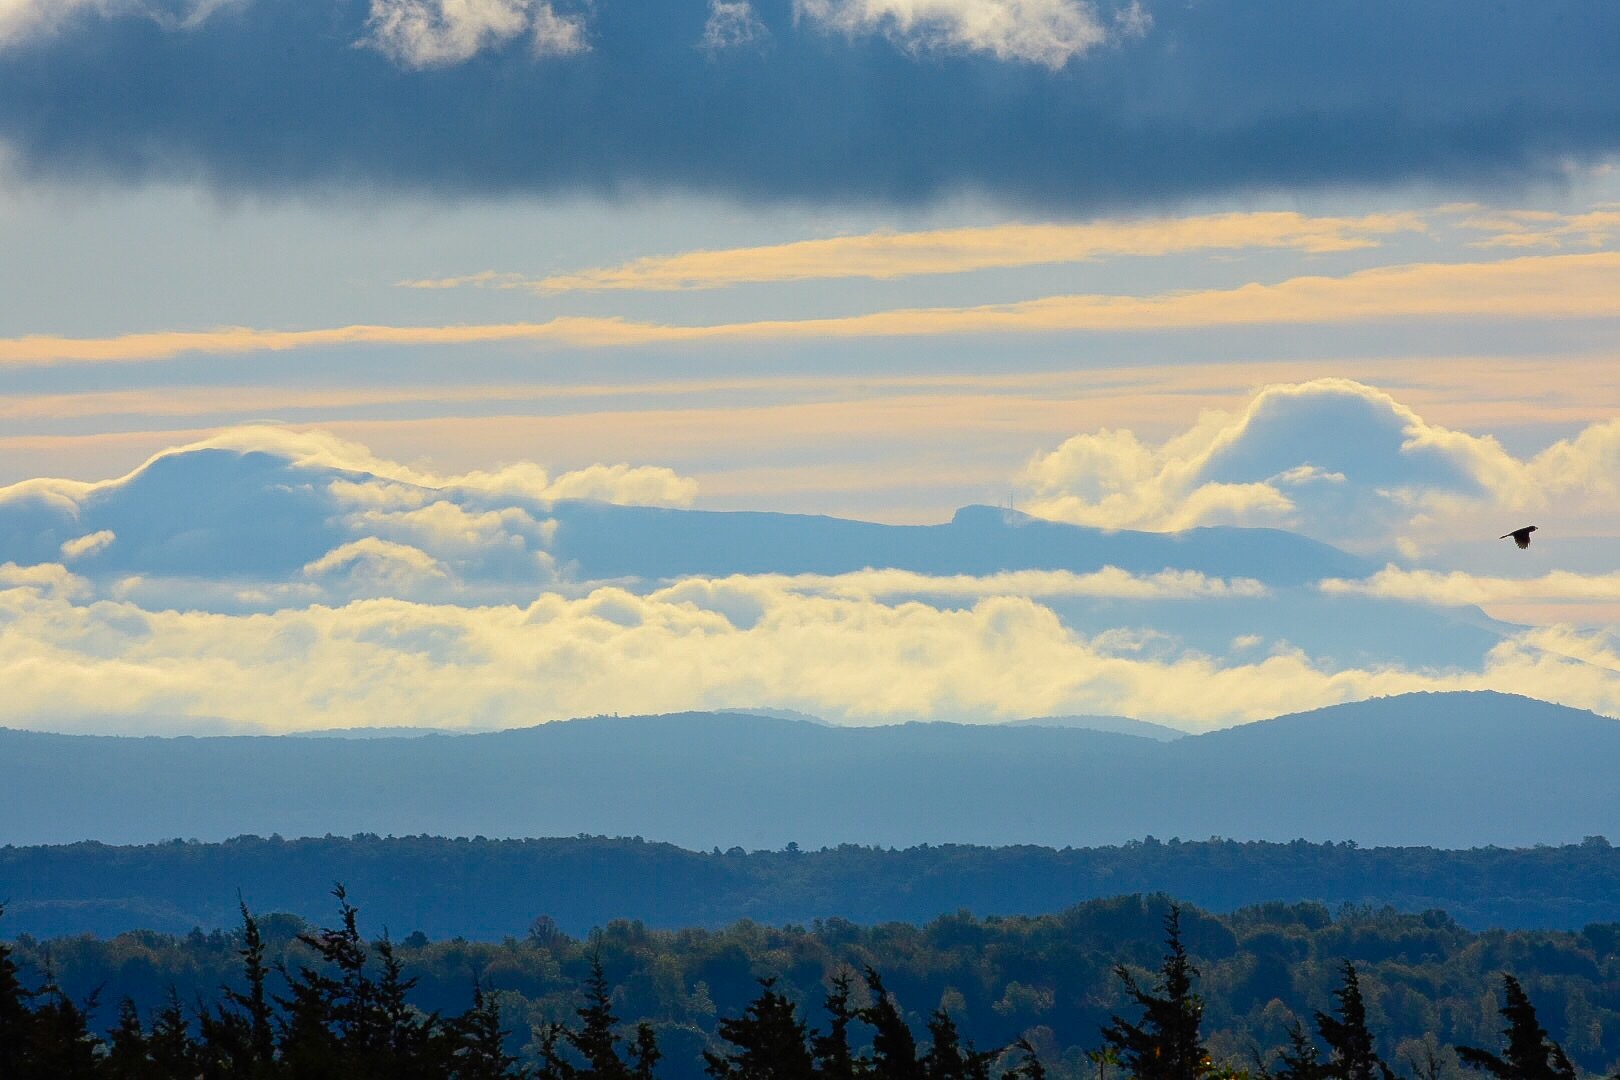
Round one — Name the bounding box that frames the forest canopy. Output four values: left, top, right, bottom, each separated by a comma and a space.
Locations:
7, 892, 1620, 1080
6, 833, 1620, 940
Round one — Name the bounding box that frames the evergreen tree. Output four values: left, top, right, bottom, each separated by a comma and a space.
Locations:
631, 1021, 661, 1080
539, 950, 656, 1080
1455, 975, 1576, 1080
0, 908, 36, 1078
1266, 1022, 1326, 1080
569, 952, 632, 1080
860, 968, 923, 1080
811, 972, 861, 1080
1001, 1037, 1047, 1080
1315, 964, 1392, 1080
25, 969, 101, 1080
276, 884, 398, 1078
225, 900, 278, 1070
921, 1008, 995, 1080
374, 932, 450, 1076
704, 978, 816, 1080
537, 1019, 578, 1080
102, 998, 158, 1080
450, 983, 522, 1080
1100, 906, 1212, 1080
147, 988, 201, 1078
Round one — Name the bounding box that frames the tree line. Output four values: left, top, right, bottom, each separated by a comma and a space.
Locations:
10, 834, 1620, 940
1, 896, 1597, 1079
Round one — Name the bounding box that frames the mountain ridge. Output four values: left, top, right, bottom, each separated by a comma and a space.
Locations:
2, 691, 1614, 849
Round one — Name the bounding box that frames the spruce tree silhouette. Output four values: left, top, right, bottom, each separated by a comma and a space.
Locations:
1265, 1021, 1327, 1080
1003, 1037, 1048, 1080
860, 968, 924, 1080
920, 1007, 995, 1080
1315, 964, 1393, 1080
451, 983, 523, 1080
540, 949, 660, 1080
1100, 905, 1212, 1080
26, 962, 100, 1080
631, 1021, 662, 1080
811, 972, 861, 1080
102, 998, 157, 1080
1455, 975, 1576, 1080
146, 989, 198, 1078
0, 906, 36, 1077
0, 890, 542, 1078
704, 977, 818, 1080
224, 900, 278, 1072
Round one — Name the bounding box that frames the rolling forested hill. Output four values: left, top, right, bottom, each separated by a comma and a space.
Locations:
10, 894, 1620, 1080
6, 832, 1620, 940
3, 691, 1618, 849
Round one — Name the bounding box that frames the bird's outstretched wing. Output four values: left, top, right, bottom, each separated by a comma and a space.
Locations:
1500, 526, 1535, 549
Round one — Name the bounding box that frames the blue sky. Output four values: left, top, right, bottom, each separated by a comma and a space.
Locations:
3, 0, 1620, 733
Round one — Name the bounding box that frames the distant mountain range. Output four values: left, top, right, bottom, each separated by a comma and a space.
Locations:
0, 446, 1372, 586
1008, 714, 1185, 740
3, 691, 1615, 850
0, 444, 1522, 682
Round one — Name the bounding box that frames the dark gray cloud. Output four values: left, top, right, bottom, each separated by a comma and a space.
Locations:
0, 0, 1616, 209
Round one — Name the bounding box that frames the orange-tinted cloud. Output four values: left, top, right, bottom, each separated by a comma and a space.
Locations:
8, 251, 1619, 367
401, 211, 1426, 292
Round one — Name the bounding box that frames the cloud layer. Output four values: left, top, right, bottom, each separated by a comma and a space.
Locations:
1, 0, 1616, 207
9, 251, 1620, 367
793, 0, 1110, 69
1021, 378, 1620, 559
0, 426, 697, 596
3, 560, 1620, 733
0, 399, 1614, 735
402, 210, 1424, 293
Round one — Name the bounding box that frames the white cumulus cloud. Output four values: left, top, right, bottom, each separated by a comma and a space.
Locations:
1, 572, 1619, 734
1322, 567, 1620, 606
703, 0, 767, 50
5, 425, 699, 510
1020, 378, 1620, 558
0, 0, 230, 49
304, 538, 451, 589
793, 0, 1111, 68
60, 530, 115, 560
363, 0, 585, 68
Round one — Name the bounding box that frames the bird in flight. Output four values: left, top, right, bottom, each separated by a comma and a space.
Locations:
1500, 525, 1538, 549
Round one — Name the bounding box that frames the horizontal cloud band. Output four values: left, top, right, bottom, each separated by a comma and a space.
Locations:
4, 562, 1620, 733
0, 0, 1617, 207
400, 211, 1425, 293
6, 252, 1619, 366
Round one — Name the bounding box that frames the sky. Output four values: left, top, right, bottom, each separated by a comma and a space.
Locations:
3, 0, 1620, 735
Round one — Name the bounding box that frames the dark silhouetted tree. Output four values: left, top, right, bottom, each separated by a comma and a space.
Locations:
704, 978, 816, 1080
1100, 905, 1211, 1080
1265, 1022, 1326, 1080
861, 968, 923, 1080
1315, 964, 1392, 1080
811, 972, 861, 1080
450, 983, 522, 1079
571, 952, 632, 1080
0, 908, 35, 1077
101, 998, 161, 1080
229, 900, 278, 1069
1002, 1037, 1047, 1080
540, 950, 658, 1080
1455, 975, 1576, 1080
922, 1008, 995, 1080
26, 966, 100, 1080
